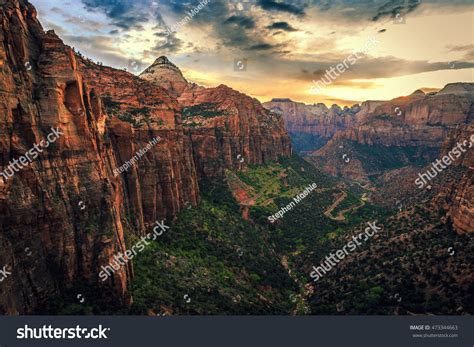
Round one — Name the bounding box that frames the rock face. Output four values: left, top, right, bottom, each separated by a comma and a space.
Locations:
438, 123, 474, 234
307, 85, 474, 181
305, 85, 473, 234
0, 0, 292, 314
140, 57, 292, 179
339, 87, 473, 147
262, 99, 357, 150
139, 56, 190, 97
76, 57, 200, 227
180, 87, 292, 178
0, 0, 130, 313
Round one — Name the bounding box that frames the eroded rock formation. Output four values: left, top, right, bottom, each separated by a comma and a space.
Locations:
262, 99, 357, 149
0, 0, 292, 313
140, 56, 292, 178
438, 123, 474, 234
0, 0, 130, 313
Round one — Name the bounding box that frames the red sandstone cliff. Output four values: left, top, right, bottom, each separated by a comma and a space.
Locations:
437, 123, 473, 234
141, 57, 292, 178
0, 0, 292, 314
262, 99, 357, 139
308, 85, 473, 181
338, 86, 473, 147
76, 57, 200, 227
0, 0, 130, 313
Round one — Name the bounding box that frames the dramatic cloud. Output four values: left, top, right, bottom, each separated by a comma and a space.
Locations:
246, 43, 276, 51
257, 0, 306, 17
223, 15, 256, 29
372, 0, 421, 21
81, 0, 152, 30
266, 22, 298, 32
33, 0, 474, 105
447, 44, 474, 61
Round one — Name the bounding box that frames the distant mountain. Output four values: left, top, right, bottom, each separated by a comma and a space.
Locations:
262, 99, 358, 153
307, 83, 473, 180
304, 84, 473, 234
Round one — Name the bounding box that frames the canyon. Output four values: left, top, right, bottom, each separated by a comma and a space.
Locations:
0, 0, 472, 316
271, 85, 473, 235
0, 0, 290, 314
262, 99, 358, 153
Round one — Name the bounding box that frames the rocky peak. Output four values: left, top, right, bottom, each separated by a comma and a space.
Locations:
151, 56, 179, 69
330, 104, 342, 114
410, 89, 425, 96
437, 82, 474, 96
139, 56, 188, 97
270, 98, 293, 102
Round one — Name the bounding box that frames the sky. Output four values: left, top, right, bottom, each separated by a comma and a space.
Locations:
33, 0, 474, 106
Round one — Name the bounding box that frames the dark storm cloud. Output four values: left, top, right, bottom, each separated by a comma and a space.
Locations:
305, 0, 473, 23
164, 0, 228, 25
257, 0, 306, 16
152, 32, 184, 54
246, 43, 275, 51
371, 0, 421, 21
74, 0, 473, 72
204, 6, 276, 52
266, 22, 298, 32
223, 15, 256, 29
81, 0, 155, 29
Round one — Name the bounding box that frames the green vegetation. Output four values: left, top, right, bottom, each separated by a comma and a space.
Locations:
40, 154, 472, 316
182, 103, 231, 119
331, 192, 362, 217
103, 97, 159, 128
351, 141, 438, 172
373, 114, 392, 121
117, 113, 144, 128
129, 154, 371, 315
308, 205, 474, 315
130, 177, 297, 315
103, 96, 121, 112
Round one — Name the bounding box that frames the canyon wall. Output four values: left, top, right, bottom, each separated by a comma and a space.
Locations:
339, 87, 473, 147
262, 99, 357, 139
262, 99, 357, 154
0, 0, 292, 313
438, 123, 474, 234
0, 0, 130, 313
141, 57, 292, 178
